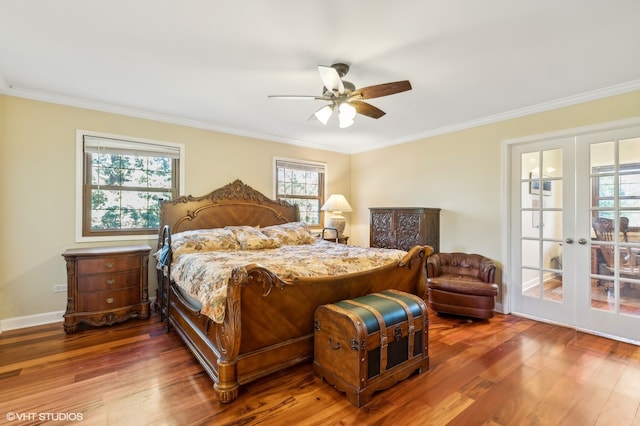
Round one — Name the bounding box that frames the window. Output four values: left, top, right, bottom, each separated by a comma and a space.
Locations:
77, 130, 183, 240
592, 163, 640, 229
275, 158, 326, 227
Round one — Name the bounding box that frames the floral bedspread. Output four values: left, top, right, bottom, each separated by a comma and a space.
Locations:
170, 240, 408, 323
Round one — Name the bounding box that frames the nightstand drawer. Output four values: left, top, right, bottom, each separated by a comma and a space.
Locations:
80, 270, 140, 292
77, 255, 141, 275
78, 287, 140, 312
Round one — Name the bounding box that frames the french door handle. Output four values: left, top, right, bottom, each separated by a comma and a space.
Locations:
565, 238, 574, 244
578, 238, 588, 245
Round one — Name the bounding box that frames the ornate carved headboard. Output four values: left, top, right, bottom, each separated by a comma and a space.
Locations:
158, 179, 300, 242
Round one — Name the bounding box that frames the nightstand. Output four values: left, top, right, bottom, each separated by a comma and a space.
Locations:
62, 244, 151, 333
325, 236, 349, 244
321, 227, 349, 244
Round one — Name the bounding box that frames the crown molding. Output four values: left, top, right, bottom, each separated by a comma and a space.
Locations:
2, 77, 639, 155
351, 79, 640, 153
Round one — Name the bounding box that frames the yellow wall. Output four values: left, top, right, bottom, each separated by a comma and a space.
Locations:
0, 95, 350, 321
1, 91, 639, 323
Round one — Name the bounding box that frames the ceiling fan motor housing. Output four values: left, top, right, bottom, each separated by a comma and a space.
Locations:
323, 81, 355, 98
331, 63, 350, 78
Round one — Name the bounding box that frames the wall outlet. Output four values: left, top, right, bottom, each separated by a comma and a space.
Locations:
53, 284, 67, 293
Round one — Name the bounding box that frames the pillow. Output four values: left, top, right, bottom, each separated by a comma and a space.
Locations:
171, 228, 240, 256
225, 226, 281, 250
261, 222, 316, 245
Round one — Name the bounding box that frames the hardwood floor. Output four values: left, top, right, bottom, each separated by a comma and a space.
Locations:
1, 312, 639, 425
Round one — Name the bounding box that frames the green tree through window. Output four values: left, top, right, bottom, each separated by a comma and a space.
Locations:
82, 134, 181, 237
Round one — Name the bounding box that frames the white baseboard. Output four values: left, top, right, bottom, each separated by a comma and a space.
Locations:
0, 297, 157, 334
0, 311, 65, 334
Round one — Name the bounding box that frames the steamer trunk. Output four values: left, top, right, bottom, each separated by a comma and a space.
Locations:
313, 290, 429, 407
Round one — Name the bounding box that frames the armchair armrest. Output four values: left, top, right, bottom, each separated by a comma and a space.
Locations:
479, 258, 496, 284
426, 254, 442, 278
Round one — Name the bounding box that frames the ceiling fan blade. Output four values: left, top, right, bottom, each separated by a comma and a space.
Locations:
351, 100, 386, 119
351, 80, 412, 99
318, 65, 345, 94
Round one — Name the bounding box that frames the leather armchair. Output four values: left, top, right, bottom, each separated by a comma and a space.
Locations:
426, 252, 499, 319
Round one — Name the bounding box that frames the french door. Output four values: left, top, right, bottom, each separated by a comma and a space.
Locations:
511, 138, 577, 325
510, 124, 640, 343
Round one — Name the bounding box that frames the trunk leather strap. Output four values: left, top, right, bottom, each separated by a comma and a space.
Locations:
373, 292, 416, 357
342, 298, 389, 371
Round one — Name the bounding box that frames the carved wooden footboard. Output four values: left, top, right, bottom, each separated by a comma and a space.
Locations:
165, 245, 429, 403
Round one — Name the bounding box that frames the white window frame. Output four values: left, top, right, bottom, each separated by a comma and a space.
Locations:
273, 157, 327, 228
75, 129, 185, 242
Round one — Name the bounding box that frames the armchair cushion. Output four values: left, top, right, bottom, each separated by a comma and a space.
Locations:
427, 278, 498, 297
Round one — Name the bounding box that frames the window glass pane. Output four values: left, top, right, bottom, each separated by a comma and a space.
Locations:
83, 134, 180, 236
123, 168, 147, 187
543, 240, 561, 270
598, 175, 614, 198
542, 210, 562, 240
521, 151, 539, 180
619, 173, 640, 199
542, 179, 562, 209
148, 168, 172, 188
619, 137, 640, 169
522, 239, 540, 269
542, 149, 562, 178
91, 189, 120, 210
591, 142, 615, 172
522, 267, 541, 298
91, 208, 120, 230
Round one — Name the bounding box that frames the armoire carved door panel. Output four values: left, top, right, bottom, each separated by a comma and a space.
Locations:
370, 208, 440, 252
395, 210, 423, 251
370, 209, 395, 248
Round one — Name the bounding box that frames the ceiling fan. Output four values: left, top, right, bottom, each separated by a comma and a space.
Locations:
268, 63, 412, 128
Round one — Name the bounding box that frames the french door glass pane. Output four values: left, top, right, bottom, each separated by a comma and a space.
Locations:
620, 280, 640, 318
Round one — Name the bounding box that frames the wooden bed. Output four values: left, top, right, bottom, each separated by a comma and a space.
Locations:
156, 179, 431, 403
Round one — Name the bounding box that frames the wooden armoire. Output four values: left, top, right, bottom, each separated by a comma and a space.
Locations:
369, 208, 440, 253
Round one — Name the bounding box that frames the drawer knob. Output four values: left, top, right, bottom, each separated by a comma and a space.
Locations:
106, 279, 115, 285
106, 297, 115, 304
105, 262, 114, 269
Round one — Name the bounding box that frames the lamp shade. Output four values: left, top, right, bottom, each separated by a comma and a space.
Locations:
321, 194, 352, 212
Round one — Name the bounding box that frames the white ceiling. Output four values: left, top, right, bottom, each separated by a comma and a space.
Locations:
1, 1, 639, 153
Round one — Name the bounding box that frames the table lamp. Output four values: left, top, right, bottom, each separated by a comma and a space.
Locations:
321, 194, 353, 237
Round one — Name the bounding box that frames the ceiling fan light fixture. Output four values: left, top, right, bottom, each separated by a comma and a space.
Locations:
338, 102, 356, 128
314, 104, 333, 125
